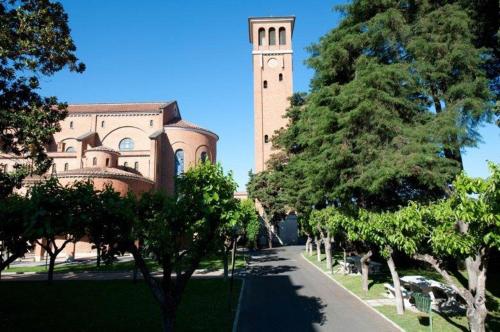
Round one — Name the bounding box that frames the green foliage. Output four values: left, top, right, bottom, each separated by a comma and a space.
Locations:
0, 194, 31, 269
247, 170, 287, 224
0, 0, 84, 195
271, 0, 497, 217
239, 199, 260, 244
430, 163, 500, 257
309, 207, 345, 238
27, 178, 85, 242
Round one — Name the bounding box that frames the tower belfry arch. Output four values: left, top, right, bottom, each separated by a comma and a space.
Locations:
248, 16, 295, 172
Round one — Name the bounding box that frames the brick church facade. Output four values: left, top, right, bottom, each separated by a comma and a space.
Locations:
0, 101, 218, 260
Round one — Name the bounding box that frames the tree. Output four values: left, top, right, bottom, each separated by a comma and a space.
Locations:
111, 162, 237, 332
0, 0, 84, 196
309, 207, 344, 273
219, 198, 258, 280
0, 194, 31, 272
399, 163, 500, 332
307, 1, 494, 169
26, 178, 86, 284
247, 170, 287, 248
81, 184, 133, 268
242, 199, 260, 250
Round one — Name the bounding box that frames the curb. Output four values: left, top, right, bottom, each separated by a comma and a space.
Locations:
232, 278, 246, 332
300, 253, 404, 332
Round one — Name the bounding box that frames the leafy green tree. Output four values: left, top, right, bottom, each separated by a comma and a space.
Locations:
27, 178, 86, 283
111, 162, 237, 332
247, 170, 287, 248
81, 183, 129, 268
306, 1, 494, 168
309, 207, 344, 273
358, 209, 424, 315
0, 0, 84, 196
0, 194, 31, 272
399, 163, 500, 331
218, 198, 257, 279
242, 199, 260, 250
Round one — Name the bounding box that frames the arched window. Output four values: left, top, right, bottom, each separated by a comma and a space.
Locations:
258, 28, 265, 46
65, 146, 75, 152
101, 120, 105, 128
69, 121, 73, 129
105, 158, 110, 167
149, 120, 154, 127
64, 163, 69, 171
134, 161, 139, 170
124, 161, 129, 167
119, 138, 134, 151
92, 157, 97, 166
200, 151, 208, 163
264, 135, 269, 143
269, 28, 276, 45
279, 73, 283, 81
263, 80, 268, 89
279, 27, 286, 45
174, 149, 184, 176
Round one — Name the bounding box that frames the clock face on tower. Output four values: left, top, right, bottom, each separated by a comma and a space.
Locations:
267, 58, 279, 68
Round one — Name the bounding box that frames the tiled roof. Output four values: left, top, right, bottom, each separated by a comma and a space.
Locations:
86, 146, 119, 154
57, 167, 154, 184
67, 102, 174, 114
165, 119, 218, 139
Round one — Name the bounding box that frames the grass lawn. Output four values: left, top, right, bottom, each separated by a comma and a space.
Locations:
304, 252, 499, 331
5, 252, 247, 274
0, 278, 242, 332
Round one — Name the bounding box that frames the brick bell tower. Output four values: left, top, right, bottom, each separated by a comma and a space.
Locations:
249, 16, 295, 173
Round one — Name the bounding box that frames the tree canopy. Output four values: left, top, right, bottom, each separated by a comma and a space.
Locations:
0, 0, 84, 196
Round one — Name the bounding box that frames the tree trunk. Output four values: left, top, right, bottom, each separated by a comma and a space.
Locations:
343, 248, 347, 275
222, 245, 229, 281
48, 253, 56, 285
305, 236, 312, 255
467, 254, 488, 332
231, 237, 239, 268
96, 244, 101, 268
315, 236, 321, 262
323, 233, 333, 274
466, 255, 480, 292
267, 226, 273, 249
386, 249, 404, 315
413, 253, 488, 332
161, 306, 176, 332
360, 250, 373, 293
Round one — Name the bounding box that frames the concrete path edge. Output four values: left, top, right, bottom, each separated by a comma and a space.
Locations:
232, 278, 246, 332
300, 253, 404, 332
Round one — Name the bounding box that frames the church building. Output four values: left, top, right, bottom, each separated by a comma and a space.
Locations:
0, 101, 218, 260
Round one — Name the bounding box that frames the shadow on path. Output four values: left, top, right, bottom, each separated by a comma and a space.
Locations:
237, 248, 327, 332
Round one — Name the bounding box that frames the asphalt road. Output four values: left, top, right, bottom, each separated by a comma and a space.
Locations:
236, 246, 399, 332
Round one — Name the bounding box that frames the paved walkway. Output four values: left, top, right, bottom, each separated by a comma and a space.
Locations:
0, 269, 225, 281
236, 246, 399, 332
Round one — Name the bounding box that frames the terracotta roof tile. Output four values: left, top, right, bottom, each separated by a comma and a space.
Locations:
165, 119, 218, 139
67, 102, 174, 114
57, 167, 154, 183
86, 146, 119, 154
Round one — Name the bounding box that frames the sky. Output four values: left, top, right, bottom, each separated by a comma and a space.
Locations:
41, 0, 499, 190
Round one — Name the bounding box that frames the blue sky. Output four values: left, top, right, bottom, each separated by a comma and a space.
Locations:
41, 0, 499, 190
